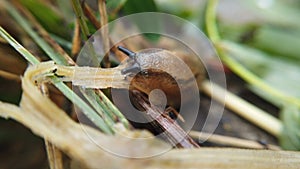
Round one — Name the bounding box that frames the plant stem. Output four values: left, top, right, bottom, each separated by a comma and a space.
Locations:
0, 26, 40, 65
201, 80, 282, 137
71, 20, 81, 56
39, 83, 64, 169
189, 130, 281, 150
71, 0, 90, 40
205, 0, 300, 107
98, 0, 110, 68
205, 0, 220, 43
0, 70, 21, 82
70, 0, 130, 128
6, 1, 68, 65
0, 26, 113, 134
12, 1, 76, 65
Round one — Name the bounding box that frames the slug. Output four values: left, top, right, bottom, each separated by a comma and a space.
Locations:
117, 46, 205, 109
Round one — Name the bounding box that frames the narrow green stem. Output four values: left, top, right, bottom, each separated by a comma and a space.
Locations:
95, 90, 130, 128
0, 26, 113, 134
205, 0, 221, 43
0, 27, 39, 65
71, 0, 90, 40
205, 0, 300, 107
80, 88, 116, 128
70, 0, 130, 128
52, 78, 113, 134
220, 50, 300, 107
5, 1, 68, 65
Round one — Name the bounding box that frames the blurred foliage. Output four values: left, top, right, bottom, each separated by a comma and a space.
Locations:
19, 0, 70, 39
122, 0, 160, 41
213, 0, 300, 150
280, 105, 300, 150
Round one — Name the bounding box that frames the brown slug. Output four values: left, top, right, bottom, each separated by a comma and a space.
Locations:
117, 46, 205, 109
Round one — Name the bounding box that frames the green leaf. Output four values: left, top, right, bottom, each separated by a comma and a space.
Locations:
106, 0, 127, 13
250, 26, 300, 62
280, 105, 300, 150
0, 26, 113, 134
5, 2, 68, 65
241, 0, 300, 28
123, 0, 157, 14
19, 0, 69, 38
221, 41, 300, 106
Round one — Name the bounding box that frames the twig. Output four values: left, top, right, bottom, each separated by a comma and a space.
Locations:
201, 80, 282, 137
98, 0, 110, 68
189, 130, 281, 150
82, 3, 100, 29
71, 19, 81, 57
0, 70, 21, 82
82, 3, 128, 61
132, 90, 200, 148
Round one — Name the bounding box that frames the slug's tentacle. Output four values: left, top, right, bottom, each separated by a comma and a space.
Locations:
121, 62, 141, 75
117, 46, 136, 58
117, 46, 142, 75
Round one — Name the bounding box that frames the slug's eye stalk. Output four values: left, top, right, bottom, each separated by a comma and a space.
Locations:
117, 46, 136, 59
118, 46, 141, 75
121, 62, 141, 75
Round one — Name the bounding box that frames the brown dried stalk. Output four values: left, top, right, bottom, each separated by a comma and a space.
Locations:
82, 3, 101, 29
132, 90, 200, 148
82, 2, 128, 61
98, 0, 110, 68
0, 70, 20, 82
71, 19, 81, 57
189, 131, 281, 150
30, 61, 128, 88
38, 83, 65, 169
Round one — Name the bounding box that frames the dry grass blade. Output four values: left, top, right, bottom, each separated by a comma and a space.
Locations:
82, 3, 101, 29
0, 65, 299, 168
39, 83, 64, 169
189, 131, 281, 150
98, 0, 110, 67
82, 2, 128, 61
0, 70, 20, 82
71, 19, 81, 57
45, 140, 64, 169
201, 80, 283, 137
29, 61, 129, 89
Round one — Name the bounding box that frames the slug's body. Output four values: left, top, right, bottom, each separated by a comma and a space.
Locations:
118, 46, 205, 109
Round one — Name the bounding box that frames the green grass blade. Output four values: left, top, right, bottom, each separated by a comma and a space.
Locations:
0, 26, 113, 134
0, 27, 39, 65
4, 1, 68, 65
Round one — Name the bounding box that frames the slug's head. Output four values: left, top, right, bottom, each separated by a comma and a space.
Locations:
116, 46, 198, 108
